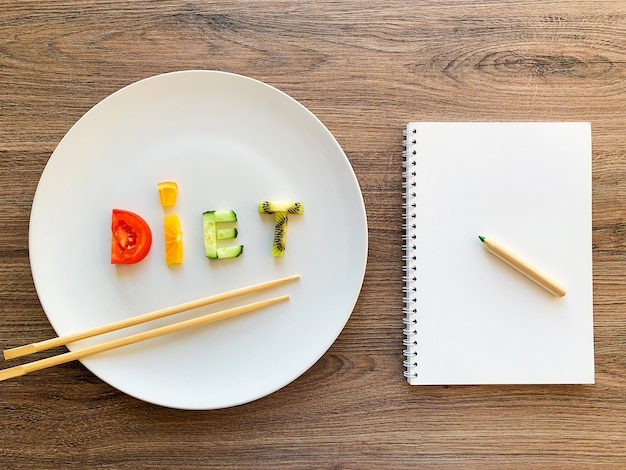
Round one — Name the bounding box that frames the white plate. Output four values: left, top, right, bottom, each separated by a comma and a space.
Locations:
29, 71, 368, 409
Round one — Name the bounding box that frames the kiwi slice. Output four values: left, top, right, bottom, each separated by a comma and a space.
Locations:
272, 212, 289, 257
259, 201, 304, 215
259, 201, 303, 257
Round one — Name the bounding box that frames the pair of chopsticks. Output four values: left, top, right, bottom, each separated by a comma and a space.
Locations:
0, 274, 299, 381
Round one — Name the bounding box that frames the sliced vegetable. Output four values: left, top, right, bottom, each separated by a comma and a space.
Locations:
164, 214, 183, 265
202, 211, 217, 259
217, 227, 238, 240
217, 245, 243, 258
111, 209, 152, 264
259, 201, 303, 256
214, 210, 237, 223
157, 181, 178, 207
203, 210, 242, 259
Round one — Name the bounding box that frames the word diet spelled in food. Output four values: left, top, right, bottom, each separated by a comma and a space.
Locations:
110, 181, 303, 265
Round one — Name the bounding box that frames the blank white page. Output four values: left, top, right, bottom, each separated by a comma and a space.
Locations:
403, 122, 594, 385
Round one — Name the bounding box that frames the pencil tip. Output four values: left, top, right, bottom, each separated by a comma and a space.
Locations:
478, 235, 485, 242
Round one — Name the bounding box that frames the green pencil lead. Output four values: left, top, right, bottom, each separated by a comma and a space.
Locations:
478, 235, 486, 243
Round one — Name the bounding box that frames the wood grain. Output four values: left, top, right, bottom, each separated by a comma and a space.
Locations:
1, 0, 625, 468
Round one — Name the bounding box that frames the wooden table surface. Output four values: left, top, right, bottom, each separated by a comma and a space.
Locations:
1, 1, 625, 468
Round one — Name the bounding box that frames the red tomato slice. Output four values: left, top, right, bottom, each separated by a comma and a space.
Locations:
111, 209, 152, 264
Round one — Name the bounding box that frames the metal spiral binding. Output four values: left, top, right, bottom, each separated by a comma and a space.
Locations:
402, 126, 419, 380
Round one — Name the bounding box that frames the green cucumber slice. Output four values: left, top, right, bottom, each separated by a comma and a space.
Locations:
217, 227, 238, 240
202, 211, 217, 259
217, 245, 243, 258
214, 210, 237, 222
203, 210, 242, 259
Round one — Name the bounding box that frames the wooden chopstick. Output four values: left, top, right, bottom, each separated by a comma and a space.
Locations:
0, 295, 289, 382
4, 274, 299, 360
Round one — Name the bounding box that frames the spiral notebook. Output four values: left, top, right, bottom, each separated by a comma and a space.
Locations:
402, 122, 594, 385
